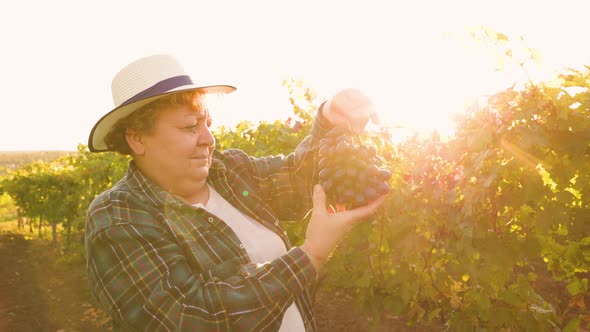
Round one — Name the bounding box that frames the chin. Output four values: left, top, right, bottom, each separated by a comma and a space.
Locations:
192, 168, 209, 181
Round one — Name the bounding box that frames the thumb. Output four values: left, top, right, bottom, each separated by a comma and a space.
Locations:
312, 184, 327, 215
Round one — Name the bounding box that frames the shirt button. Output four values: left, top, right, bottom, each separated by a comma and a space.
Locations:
239, 244, 245, 249
274, 221, 279, 226
208, 217, 214, 223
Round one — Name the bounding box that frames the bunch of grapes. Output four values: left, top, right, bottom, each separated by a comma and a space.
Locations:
317, 127, 392, 209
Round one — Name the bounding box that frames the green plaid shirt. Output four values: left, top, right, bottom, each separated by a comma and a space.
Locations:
85, 111, 334, 331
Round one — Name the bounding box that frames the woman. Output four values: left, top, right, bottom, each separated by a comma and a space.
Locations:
85, 54, 387, 331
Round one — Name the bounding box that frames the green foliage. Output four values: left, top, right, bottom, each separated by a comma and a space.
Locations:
322, 67, 590, 330
1, 145, 129, 240
0, 192, 17, 222
64, 144, 130, 233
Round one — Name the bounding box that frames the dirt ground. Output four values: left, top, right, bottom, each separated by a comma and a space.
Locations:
0, 230, 429, 332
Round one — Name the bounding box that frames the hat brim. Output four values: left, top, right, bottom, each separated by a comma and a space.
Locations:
88, 84, 236, 152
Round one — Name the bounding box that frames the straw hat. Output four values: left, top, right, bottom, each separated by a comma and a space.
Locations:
88, 54, 236, 152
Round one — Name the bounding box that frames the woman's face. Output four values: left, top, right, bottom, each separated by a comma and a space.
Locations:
133, 95, 215, 200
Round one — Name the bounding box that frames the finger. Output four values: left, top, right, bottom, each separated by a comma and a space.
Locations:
327, 110, 353, 131
342, 194, 387, 222
351, 119, 369, 135
347, 107, 375, 134
327, 205, 336, 214
312, 184, 328, 216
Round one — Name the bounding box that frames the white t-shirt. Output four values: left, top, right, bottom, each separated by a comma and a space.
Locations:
195, 185, 306, 332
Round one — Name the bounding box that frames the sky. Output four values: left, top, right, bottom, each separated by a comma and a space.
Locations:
0, 0, 589, 151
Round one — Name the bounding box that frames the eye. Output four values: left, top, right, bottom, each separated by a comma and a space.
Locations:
183, 123, 198, 131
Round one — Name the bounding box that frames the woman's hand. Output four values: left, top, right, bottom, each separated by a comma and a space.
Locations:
322, 88, 378, 134
300, 184, 387, 271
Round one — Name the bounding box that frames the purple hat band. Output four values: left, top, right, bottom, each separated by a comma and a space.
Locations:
120, 75, 193, 107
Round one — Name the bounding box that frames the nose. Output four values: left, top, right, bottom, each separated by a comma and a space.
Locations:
198, 125, 215, 147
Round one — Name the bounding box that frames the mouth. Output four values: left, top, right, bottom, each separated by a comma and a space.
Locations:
191, 155, 209, 160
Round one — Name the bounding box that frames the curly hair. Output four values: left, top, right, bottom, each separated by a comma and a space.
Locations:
104, 91, 198, 155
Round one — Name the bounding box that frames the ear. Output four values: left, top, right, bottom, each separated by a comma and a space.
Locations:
125, 129, 146, 155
